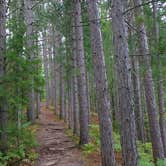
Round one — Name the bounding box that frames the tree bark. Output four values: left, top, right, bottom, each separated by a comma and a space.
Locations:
42, 30, 50, 108
72, 27, 79, 135
132, 56, 146, 143
24, 0, 35, 122
52, 26, 58, 113
59, 65, 65, 119
0, 0, 7, 153
74, 0, 89, 145
111, 0, 138, 165
152, 1, 166, 157
133, 0, 164, 161
87, 1, 116, 166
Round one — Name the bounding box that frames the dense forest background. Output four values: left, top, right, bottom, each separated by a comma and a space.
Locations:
0, 0, 166, 166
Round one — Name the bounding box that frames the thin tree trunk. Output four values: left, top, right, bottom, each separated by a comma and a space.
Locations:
133, 0, 165, 161
111, 0, 138, 165
24, 0, 35, 122
47, 25, 54, 106
68, 81, 73, 129
72, 29, 79, 135
67, 90, 71, 128
153, 2, 166, 157
36, 93, 40, 119
59, 65, 65, 119
52, 26, 57, 113
132, 55, 145, 143
42, 30, 50, 108
0, 0, 7, 153
87, 1, 116, 166
64, 93, 68, 123
74, 0, 89, 145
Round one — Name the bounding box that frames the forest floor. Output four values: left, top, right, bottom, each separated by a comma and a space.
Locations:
35, 104, 84, 166
34, 104, 122, 166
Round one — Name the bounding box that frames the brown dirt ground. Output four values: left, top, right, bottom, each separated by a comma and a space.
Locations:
35, 105, 122, 166
35, 105, 84, 166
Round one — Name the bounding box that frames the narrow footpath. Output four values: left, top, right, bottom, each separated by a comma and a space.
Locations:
35, 104, 84, 166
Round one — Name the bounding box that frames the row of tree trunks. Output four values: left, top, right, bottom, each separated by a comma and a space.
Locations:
133, 0, 165, 161
39, 1, 166, 165
152, 1, 166, 157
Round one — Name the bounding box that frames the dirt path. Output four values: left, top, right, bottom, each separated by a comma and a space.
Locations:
35, 105, 84, 166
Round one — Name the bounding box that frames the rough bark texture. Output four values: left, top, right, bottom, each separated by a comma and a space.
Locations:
68, 81, 73, 129
42, 31, 50, 108
111, 0, 138, 165
132, 56, 145, 143
24, 0, 35, 122
153, 2, 166, 157
48, 26, 54, 106
59, 65, 65, 119
0, 0, 7, 153
133, 0, 164, 161
87, 1, 116, 166
52, 27, 58, 113
72, 27, 79, 135
74, 0, 89, 145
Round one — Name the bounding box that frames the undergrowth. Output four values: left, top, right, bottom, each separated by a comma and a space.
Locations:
63, 114, 166, 166
0, 122, 38, 166
82, 123, 165, 165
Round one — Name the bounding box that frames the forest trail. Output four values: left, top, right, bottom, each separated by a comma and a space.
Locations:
35, 104, 84, 166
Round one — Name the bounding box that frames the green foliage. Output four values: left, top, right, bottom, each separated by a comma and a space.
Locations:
82, 143, 96, 154
139, 160, 154, 166
89, 124, 100, 147
138, 142, 154, 165
0, 122, 38, 166
1, 3, 44, 165
139, 158, 166, 166
135, 15, 145, 25
157, 159, 166, 166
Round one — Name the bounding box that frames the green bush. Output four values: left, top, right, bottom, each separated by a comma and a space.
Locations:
157, 159, 166, 166
0, 122, 38, 165
89, 124, 100, 146
113, 132, 121, 152
82, 143, 96, 154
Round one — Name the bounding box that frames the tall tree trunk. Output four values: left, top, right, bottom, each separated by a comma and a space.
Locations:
42, 30, 50, 108
0, 0, 7, 153
52, 26, 57, 113
59, 65, 65, 119
111, 0, 138, 165
132, 55, 145, 143
47, 25, 54, 106
36, 93, 40, 119
87, 1, 116, 166
153, 2, 166, 157
72, 28, 79, 135
133, 0, 165, 161
64, 93, 68, 123
33, 0, 40, 119
24, 0, 35, 122
74, 0, 89, 145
